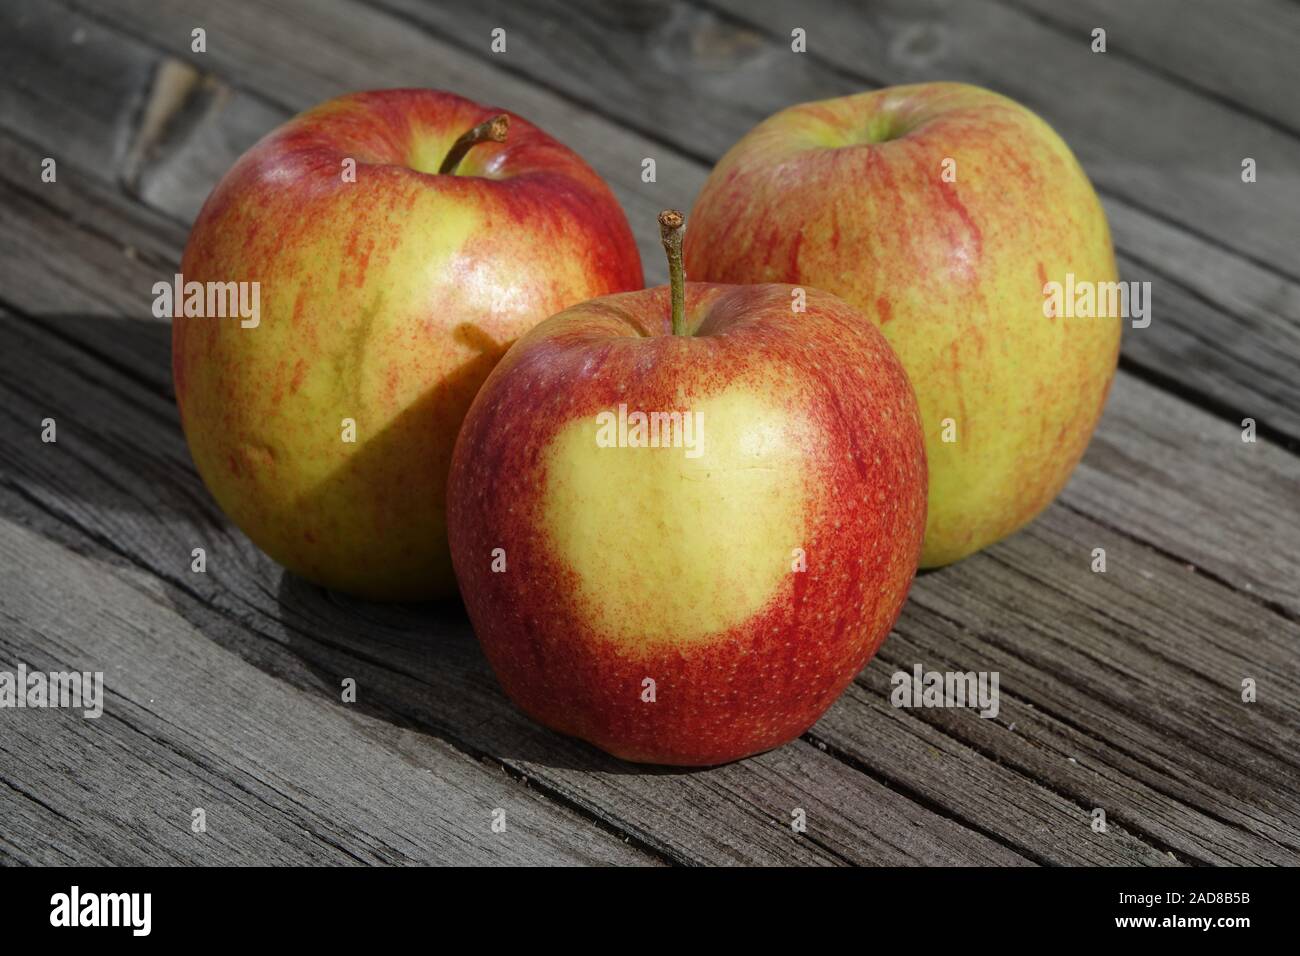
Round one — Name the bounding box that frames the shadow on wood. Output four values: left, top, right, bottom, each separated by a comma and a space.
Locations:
0, 310, 690, 775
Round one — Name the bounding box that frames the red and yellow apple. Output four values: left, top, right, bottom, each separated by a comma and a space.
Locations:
447, 212, 926, 766
174, 89, 642, 600
684, 82, 1121, 566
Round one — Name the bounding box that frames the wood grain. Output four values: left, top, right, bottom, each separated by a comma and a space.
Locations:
53, 0, 698, 277
1004, 0, 1300, 137
0, 299, 1031, 865
877, 502, 1300, 864
0, 517, 657, 866
710, 0, 1300, 280
12, 0, 1298, 607
18, 0, 1297, 442
0, 0, 1295, 866
2, 172, 1293, 862
361, 0, 1300, 442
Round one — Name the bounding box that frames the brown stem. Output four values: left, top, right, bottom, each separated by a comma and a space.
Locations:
438, 114, 510, 175
658, 209, 686, 336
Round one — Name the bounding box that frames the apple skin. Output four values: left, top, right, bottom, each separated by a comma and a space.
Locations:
446, 283, 926, 766
174, 89, 643, 601
683, 83, 1121, 567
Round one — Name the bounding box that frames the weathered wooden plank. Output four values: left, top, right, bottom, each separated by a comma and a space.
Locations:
709, 0, 1300, 281
51, 0, 696, 276
12, 298, 1286, 864
0, 520, 656, 866
2, 0, 1289, 868
0, 139, 178, 406
368, 0, 833, 163
1108, 200, 1300, 447
0, 1, 153, 176
812, 683, 1180, 865
25, 300, 1216, 868
364, 0, 1300, 441
0, 297, 1031, 865
0, 109, 1211, 864
11, 0, 1299, 610
0, 1, 289, 229
799, 378, 1300, 865
1006, 0, 1300, 136
7, 165, 1288, 862
1064, 373, 1300, 616
848, 500, 1300, 865
1, 1, 282, 226
20, 0, 1300, 441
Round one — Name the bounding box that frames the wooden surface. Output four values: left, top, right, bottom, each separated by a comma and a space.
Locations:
1, 0, 1297, 866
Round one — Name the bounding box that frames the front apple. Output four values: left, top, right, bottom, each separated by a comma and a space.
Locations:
684, 82, 1121, 567
174, 90, 642, 601
447, 212, 926, 766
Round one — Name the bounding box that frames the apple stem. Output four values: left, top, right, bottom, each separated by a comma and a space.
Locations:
438, 114, 510, 175
659, 209, 687, 336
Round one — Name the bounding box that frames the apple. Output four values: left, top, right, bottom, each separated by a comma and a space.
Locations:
447, 211, 927, 766
173, 89, 643, 601
683, 82, 1121, 566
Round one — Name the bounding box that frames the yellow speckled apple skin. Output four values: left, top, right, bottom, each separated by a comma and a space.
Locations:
684, 83, 1121, 566
173, 90, 642, 600
447, 284, 927, 766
